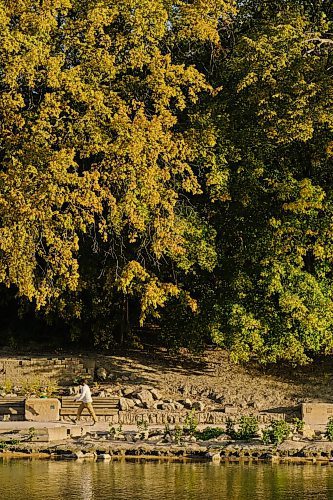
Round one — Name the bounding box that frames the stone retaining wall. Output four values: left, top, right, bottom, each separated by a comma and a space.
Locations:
0, 357, 95, 386
61, 410, 287, 425
118, 411, 286, 426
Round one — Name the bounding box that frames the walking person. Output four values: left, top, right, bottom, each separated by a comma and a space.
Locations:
75, 378, 97, 425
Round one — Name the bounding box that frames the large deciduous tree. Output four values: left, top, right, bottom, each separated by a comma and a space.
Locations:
0, 0, 234, 329
170, 1, 333, 364
1, 0, 333, 364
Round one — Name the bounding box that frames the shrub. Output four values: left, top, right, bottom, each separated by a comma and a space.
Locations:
20, 378, 58, 398
137, 418, 149, 439
0, 380, 14, 394
28, 427, 36, 441
262, 420, 291, 445
109, 424, 123, 439
137, 418, 148, 432
226, 418, 237, 440
238, 416, 259, 440
163, 423, 171, 439
184, 410, 198, 436
195, 427, 224, 441
325, 417, 333, 441
226, 416, 258, 440
293, 417, 305, 433
174, 425, 184, 445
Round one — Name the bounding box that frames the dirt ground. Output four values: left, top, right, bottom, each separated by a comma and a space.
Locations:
95, 347, 333, 415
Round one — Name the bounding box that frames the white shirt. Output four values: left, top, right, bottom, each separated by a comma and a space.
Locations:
76, 384, 93, 403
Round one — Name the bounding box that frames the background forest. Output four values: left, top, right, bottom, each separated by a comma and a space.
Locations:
0, 0, 332, 364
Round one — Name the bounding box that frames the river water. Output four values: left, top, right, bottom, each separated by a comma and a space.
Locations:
1, 459, 333, 499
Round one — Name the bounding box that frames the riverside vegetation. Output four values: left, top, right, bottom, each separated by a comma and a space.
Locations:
4, 412, 333, 461
0, 0, 332, 366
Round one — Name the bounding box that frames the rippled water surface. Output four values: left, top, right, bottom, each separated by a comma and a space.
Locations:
1, 459, 333, 499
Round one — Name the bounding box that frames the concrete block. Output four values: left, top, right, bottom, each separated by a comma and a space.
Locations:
302, 403, 333, 430
28, 426, 84, 442
25, 398, 60, 422
28, 427, 67, 442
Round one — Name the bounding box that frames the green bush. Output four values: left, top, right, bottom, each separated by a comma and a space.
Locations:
226, 417, 238, 439
163, 423, 171, 439
262, 420, 291, 445
28, 427, 36, 441
0, 438, 19, 450
325, 417, 333, 441
136, 418, 149, 439
184, 410, 198, 436
174, 425, 184, 445
226, 416, 258, 440
195, 427, 224, 441
238, 416, 259, 440
293, 417, 305, 433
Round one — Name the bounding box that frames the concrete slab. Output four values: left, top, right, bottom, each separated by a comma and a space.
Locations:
30, 427, 69, 442
302, 402, 333, 430
25, 398, 60, 422
0, 422, 90, 441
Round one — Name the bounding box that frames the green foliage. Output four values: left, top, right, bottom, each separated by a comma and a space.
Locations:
192, 0, 333, 365
226, 416, 259, 440
9, 439, 20, 446
21, 379, 58, 397
163, 423, 171, 439
0, 380, 14, 394
195, 427, 224, 441
136, 418, 149, 432
238, 416, 259, 440
27, 427, 36, 441
174, 425, 184, 445
262, 420, 291, 445
293, 417, 305, 433
109, 424, 123, 439
184, 410, 198, 436
325, 417, 333, 441
226, 418, 237, 440
0, 441, 8, 450
137, 418, 149, 439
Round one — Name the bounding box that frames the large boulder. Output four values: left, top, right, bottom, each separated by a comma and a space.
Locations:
122, 387, 135, 397
127, 398, 136, 408
119, 397, 130, 411
69, 386, 81, 396
224, 405, 238, 415
136, 390, 154, 408
150, 388, 162, 400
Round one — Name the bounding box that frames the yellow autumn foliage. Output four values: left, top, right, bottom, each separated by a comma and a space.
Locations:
0, 0, 231, 311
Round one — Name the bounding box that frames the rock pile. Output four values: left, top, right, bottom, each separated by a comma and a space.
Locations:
117, 386, 204, 412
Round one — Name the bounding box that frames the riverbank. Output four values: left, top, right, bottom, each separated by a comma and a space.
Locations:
2, 436, 333, 463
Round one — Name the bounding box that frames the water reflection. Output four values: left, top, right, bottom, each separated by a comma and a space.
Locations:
1, 459, 333, 499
